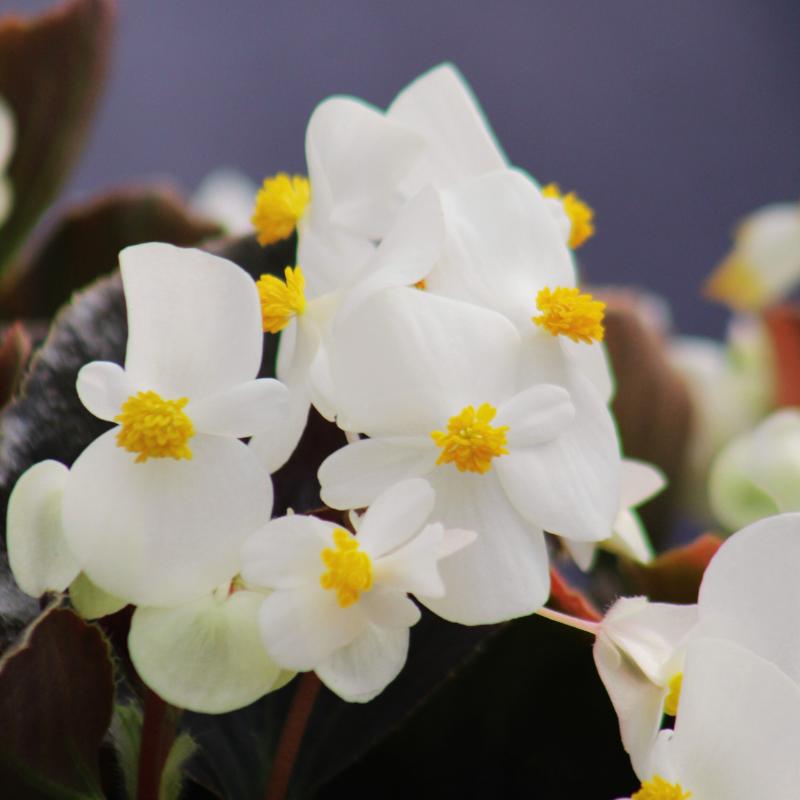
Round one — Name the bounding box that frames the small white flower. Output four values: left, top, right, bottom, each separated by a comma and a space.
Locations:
241, 479, 474, 702
192, 168, 260, 235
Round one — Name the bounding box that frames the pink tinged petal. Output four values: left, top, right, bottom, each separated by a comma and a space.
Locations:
429, 169, 574, 326
315, 624, 409, 703
241, 515, 333, 590
593, 633, 668, 777
667, 638, 800, 799
360, 588, 421, 628
329, 286, 520, 437
129, 590, 283, 714
305, 96, 426, 241
257, 585, 368, 672
120, 243, 262, 399
387, 63, 506, 193
336, 187, 444, 325
357, 478, 435, 559
76, 361, 137, 422
620, 459, 667, 508
697, 512, 800, 685
417, 471, 550, 625
61, 431, 272, 608
497, 384, 576, 448
7, 460, 79, 597
496, 374, 621, 541
319, 437, 438, 511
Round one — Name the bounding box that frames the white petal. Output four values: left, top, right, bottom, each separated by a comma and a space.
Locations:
608, 509, 654, 564
329, 286, 519, 436
0, 96, 14, 173
129, 590, 282, 713
257, 585, 368, 672
241, 515, 332, 590
187, 378, 288, 439
357, 478, 435, 559
360, 589, 420, 628
563, 339, 615, 405
620, 459, 667, 509
497, 384, 576, 448
0, 177, 12, 228
121, 243, 262, 399
305, 96, 425, 240
388, 63, 506, 192
497, 374, 620, 541
667, 638, 800, 799
7, 461, 79, 597
697, 512, 800, 685
191, 168, 259, 235
62, 431, 272, 607
373, 522, 448, 598
563, 538, 597, 572
319, 436, 437, 511
76, 361, 137, 422
316, 624, 409, 703
429, 168, 574, 326
69, 572, 126, 620
417, 471, 549, 624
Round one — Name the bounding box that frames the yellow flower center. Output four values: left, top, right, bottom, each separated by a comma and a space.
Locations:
663, 672, 683, 717
431, 403, 509, 474
256, 266, 306, 333
320, 528, 373, 607
114, 390, 194, 464
542, 182, 595, 249
533, 286, 606, 344
251, 173, 310, 246
632, 775, 692, 800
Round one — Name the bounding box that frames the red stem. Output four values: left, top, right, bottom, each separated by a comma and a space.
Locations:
136, 688, 174, 800
264, 672, 322, 800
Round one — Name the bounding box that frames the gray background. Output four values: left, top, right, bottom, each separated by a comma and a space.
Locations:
10, 0, 800, 337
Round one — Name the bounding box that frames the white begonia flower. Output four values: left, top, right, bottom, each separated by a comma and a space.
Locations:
708, 408, 800, 532
318, 286, 620, 625
0, 96, 15, 228
619, 638, 800, 800
60, 243, 292, 608
565, 459, 664, 571
192, 168, 260, 235
240, 479, 474, 703
706, 200, 800, 311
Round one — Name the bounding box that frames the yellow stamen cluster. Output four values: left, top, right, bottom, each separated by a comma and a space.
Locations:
251, 173, 310, 246
663, 672, 683, 717
632, 775, 692, 800
533, 286, 606, 344
320, 528, 373, 607
431, 403, 509, 474
542, 182, 595, 249
115, 391, 194, 464
256, 266, 306, 333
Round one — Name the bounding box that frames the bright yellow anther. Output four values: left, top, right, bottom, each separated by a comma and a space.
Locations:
320, 528, 373, 608
431, 403, 509, 474
257, 266, 306, 333
252, 173, 310, 246
542, 183, 595, 249
533, 286, 606, 344
115, 391, 194, 464
632, 775, 692, 800
664, 672, 683, 717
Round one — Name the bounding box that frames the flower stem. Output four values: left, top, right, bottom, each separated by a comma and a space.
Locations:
265, 672, 322, 800
136, 687, 175, 800
536, 606, 600, 636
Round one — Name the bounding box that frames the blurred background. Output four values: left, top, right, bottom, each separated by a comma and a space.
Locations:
9, 0, 800, 337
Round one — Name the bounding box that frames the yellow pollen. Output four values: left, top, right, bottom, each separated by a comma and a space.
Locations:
252, 173, 310, 246
114, 391, 194, 464
542, 182, 595, 249
257, 266, 306, 333
664, 672, 683, 717
533, 286, 606, 344
431, 403, 509, 474
320, 528, 373, 607
632, 775, 692, 800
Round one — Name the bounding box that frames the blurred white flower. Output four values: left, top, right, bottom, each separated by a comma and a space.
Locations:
706, 200, 800, 311
192, 168, 260, 235
241, 479, 474, 702
0, 96, 15, 228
